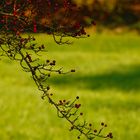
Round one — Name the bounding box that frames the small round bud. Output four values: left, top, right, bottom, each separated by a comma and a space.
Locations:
58, 70, 61, 74
50, 62, 54, 66
107, 132, 113, 139
77, 136, 80, 139
89, 123, 92, 127
80, 112, 83, 116
7, 50, 11, 53
41, 96, 45, 100
59, 100, 63, 105
71, 69, 75, 72
109, 133, 112, 136
94, 129, 97, 133
41, 44, 45, 49
107, 134, 110, 137
76, 96, 79, 99
46, 60, 50, 63
47, 86, 50, 90
75, 104, 81, 109
101, 122, 104, 126
52, 60, 56, 64
70, 126, 74, 130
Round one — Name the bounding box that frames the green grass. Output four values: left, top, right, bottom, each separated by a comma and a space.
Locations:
0, 32, 140, 140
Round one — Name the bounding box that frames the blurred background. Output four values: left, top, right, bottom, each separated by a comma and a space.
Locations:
30, 0, 140, 33
0, 0, 140, 140
74, 0, 140, 32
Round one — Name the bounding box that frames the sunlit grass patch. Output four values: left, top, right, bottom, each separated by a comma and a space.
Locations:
0, 32, 140, 140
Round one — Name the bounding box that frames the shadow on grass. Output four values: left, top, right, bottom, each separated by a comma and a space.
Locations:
49, 65, 140, 92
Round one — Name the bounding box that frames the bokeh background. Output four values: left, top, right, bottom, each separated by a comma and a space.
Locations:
0, 0, 140, 140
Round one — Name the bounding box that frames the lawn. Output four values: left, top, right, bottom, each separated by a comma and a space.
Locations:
0, 32, 140, 140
